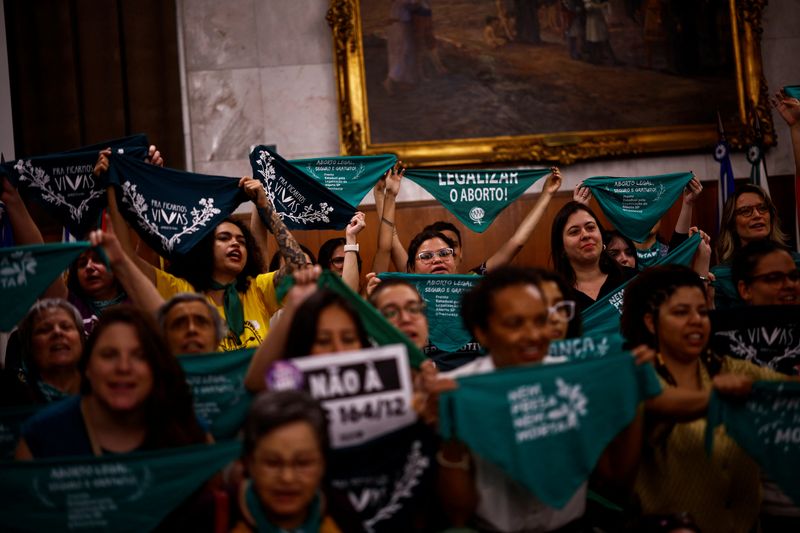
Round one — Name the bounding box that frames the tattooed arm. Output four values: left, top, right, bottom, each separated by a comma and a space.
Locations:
240, 177, 306, 288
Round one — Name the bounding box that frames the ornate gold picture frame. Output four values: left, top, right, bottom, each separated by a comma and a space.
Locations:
328, 0, 772, 167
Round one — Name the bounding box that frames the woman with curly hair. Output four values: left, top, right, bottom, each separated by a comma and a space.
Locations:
621, 264, 788, 533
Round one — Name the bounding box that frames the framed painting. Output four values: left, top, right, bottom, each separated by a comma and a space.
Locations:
327, 0, 773, 166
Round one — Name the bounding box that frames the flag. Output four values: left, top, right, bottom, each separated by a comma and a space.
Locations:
714, 112, 735, 230
747, 114, 770, 198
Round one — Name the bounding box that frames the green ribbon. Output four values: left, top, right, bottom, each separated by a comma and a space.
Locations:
0, 404, 42, 459
404, 168, 550, 233
549, 333, 626, 362
178, 348, 254, 439
706, 381, 800, 505
785, 85, 800, 100
378, 273, 478, 353
245, 482, 322, 533
0, 440, 241, 532
276, 271, 426, 368
290, 154, 397, 208
439, 355, 662, 508
210, 280, 245, 343
0, 242, 92, 332
582, 233, 702, 336
583, 172, 693, 243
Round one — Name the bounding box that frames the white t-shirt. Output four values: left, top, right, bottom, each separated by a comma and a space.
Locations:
442, 355, 586, 532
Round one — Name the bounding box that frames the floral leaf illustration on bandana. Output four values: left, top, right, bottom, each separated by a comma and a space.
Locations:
120, 182, 221, 254
107, 153, 247, 258
0, 250, 36, 288
250, 146, 356, 230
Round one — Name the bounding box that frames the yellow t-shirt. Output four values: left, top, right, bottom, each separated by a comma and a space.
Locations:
155, 269, 280, 351
636, 357, 784, 533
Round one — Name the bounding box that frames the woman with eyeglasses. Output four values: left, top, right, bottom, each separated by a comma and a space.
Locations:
405, 229, 458, 275
232, 390, 345, 532
529, 268, 582, 340
732, 239, 800, 306
712, 185, 794, 309
368, 278, 430, 349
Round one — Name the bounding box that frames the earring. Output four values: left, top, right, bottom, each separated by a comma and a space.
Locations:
602, 244, 606, 250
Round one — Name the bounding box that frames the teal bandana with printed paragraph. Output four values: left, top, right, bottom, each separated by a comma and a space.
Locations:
583, 172, 693, 243
706, 381, 800, 505
250, 146, 357, 230
439, 355, 662, 508
549, 333, 626, 362
0, 135, 149, 236
0, 440, 241, 532
290, 154, 397, 207
276, 271, 426, 368
0, 242, 91, 331
581, 233, 702, 336
178, 348, 254, 439
108, 153, 248, 258
404, 168, 551, 233
379, 273, 479, 353
784, 86, 800, 100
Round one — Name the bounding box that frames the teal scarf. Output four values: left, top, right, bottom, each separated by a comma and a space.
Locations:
290, 154, 396, 207
88, 291, 128, 318
440, 355, 662, 508
245, 482, 322, 533
404, 168, 550, 233
178, 348, 254, 439
0, 440, 241, 532
549, 333, 626, 362
785, 85, 800, 99
583, 172, 693, 243
0, 242, 91, 332
210, 280, 244, 343
378, 273, 479, 353
706, 382, 800, 505
582, 233, 701, 336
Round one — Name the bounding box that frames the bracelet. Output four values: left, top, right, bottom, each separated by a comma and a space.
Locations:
436, 449, 470, 470
381, 217, 395, 228
343, 243, 360, 253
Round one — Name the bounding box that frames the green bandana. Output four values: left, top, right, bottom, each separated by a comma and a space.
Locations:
108, 153, 248, 257
36, 380, 72, 404
582, 233, 701, 336
583, 172, 693, 243
635, 240, 668, 270
0, 404, 42, 459
209, 280, 245, 343
378, 273, 478, 353
404, 168, 550, 233
251, 146, 356, 230
706, 382, 800, 505
290, 154, 397, 207
0, 135, 149, 236
0, 440, 241, 532
785, 86, 800, 99
245, 481, 322, 533
178, 348, 254, 439
549, 333, 626, 362
0, 242, 91, 331
87, 292, 128, 319
276, 271, 426, 368
710, 306, 800, 376
439, 356, 662, 508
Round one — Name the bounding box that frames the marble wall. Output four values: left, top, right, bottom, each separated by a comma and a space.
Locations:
177, 0, 800, 206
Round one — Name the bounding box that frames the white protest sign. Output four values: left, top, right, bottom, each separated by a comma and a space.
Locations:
268, 344, 416, 448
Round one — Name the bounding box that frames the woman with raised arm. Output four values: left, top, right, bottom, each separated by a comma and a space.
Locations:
105, 163, 308, 350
